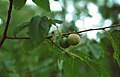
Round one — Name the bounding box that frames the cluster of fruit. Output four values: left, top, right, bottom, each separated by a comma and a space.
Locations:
59, 33, 80, 48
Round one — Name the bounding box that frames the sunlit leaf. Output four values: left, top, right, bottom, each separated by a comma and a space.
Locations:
32, 0, 50, 12
13, 0, 27, 10
58, 59, 64, 71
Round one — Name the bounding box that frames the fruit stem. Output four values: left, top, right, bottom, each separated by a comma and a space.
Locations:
55, 25, 63, 38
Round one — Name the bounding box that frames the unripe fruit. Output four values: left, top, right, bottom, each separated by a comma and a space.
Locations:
59, 37, 70, 48
68, 34, 80, 46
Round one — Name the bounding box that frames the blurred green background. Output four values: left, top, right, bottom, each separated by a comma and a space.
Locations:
0, 0, 120, 77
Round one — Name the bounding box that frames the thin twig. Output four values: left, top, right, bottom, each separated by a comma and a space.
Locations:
78, 24, 120, 33
48, 38, 64, 52
6, 36, 30, 39
63, 23, 120, 36
0, 0, 13, 47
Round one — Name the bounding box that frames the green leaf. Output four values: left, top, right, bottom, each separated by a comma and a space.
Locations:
53, 19, 63, 24
63, 57, 81, 77
109, 30, 120, 67
89, 44, 103, 59
13, 0, 27, 10
50, 19, 63, 25
23, 39, 35, 51
63, 49, 87, 77
32, 59, 54, 72
58, 59, 64, 71
66, 50, 110, 77
85, 59, 110, 77
9, 73, 19, 77
32, 0, 50, 12
28, 16, 51, 44
13, 22, 29, 36
86, 40, 103, 59
4, 60, 14, 71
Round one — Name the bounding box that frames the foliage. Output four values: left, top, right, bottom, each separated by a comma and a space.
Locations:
0, 0, 120, 77
13, 0, 27, 10
32, 0, 50, 12
109, 30, 120, 67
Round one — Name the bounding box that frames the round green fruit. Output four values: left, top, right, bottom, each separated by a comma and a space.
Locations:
68, 34, 80, 46
59, 37, 70, 48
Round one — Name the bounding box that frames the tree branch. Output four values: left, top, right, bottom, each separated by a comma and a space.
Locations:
63, 23, 120, 36
0, 0, 13, 47
6, 23, 120, 40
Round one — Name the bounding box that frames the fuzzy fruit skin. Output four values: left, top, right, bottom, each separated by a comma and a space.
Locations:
68, 34, 80, 46
59, 37, 70, 48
